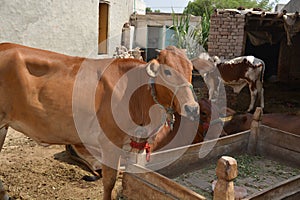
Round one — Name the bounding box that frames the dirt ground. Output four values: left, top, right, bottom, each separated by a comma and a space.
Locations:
0, 80, 299, 200
0, 129, 123, 200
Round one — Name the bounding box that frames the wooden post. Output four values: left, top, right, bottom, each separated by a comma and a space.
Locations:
214, 156, 238, 200
247, 107, 263, 155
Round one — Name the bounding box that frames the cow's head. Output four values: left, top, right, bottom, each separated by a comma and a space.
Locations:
145, 46, 199, 121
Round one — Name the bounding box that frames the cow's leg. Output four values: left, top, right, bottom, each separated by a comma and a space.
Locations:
0, 179, 10, 200
256, 80, 264, 109
101, 149, 120, 200
0, 127, 8, 152
204, 74, 218, 101
248, 85, 258, 112
260, 87, 264, 109
102, 164, 118, 200
65, 144, 102, 181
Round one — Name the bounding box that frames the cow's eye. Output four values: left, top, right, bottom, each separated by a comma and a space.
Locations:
164, 69, 172, 77
201, 111, 207, 117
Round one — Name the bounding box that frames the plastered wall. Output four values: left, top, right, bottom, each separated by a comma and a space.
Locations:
0, 0, 145, 57
0, 0, 99, 57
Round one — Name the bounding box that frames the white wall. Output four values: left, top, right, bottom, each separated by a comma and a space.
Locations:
0, 0, 146, 58
0, 0, 99, 57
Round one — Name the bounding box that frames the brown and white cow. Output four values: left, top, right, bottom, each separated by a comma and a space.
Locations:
192, 54, 265, 112
0, 43, 199, 199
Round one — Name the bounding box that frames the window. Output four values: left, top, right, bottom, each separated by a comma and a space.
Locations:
145, 25, 178, 61
146, 26, 163, 61
165, 26, 178, 47
147, 26, 163, 49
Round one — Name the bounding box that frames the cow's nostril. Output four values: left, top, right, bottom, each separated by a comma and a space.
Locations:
185, 105, 199, 116
185, 105, 192, 113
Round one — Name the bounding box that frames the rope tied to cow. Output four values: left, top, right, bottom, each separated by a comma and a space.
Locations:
166, 108, 175, 130
129, 139, 151, 162
149, 78, 175, 130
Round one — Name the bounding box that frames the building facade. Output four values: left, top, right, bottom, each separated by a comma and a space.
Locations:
129, 13, 201, 61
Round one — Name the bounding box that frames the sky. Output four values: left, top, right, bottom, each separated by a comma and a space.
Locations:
143, 0, 291, 13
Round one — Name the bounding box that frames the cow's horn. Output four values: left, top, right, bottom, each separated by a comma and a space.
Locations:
146, 60, 160, 78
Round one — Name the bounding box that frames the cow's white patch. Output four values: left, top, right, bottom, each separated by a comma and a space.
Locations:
225, 56, 255, 65
245, 56, 255, 64
225, 79, 248, 93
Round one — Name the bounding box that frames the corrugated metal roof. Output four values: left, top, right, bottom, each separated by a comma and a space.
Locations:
216, 8, 298, 17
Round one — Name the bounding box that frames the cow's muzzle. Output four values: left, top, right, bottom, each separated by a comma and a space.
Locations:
184, 104, 199, 121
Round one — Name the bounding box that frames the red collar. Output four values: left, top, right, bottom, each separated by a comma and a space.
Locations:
130, 139, 151, 161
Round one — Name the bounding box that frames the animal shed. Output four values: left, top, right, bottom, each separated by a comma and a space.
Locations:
122, 109, 300, 199
208, 9, 300, 82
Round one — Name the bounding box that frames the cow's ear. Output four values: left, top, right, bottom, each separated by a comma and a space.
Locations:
146, 59, 160, 77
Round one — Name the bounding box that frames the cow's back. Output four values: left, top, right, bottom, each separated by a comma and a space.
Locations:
217, 61, 250, 82
0, 43, 89, 144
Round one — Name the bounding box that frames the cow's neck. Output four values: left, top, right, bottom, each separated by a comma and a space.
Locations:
129, 84, 156, 126
128, 71, 168, 134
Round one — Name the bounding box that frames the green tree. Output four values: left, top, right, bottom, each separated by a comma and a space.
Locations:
146, 7, 152, 13
146, 7, 160, 13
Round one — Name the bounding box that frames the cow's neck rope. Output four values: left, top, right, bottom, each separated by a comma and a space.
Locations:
149, 77, 177, 128
148, 76, 196, 129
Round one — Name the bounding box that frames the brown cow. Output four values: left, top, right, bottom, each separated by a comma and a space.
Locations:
0, 43, 199, 199
150, 98, 227, 151
192, 54, 265, 112
224, 112, 300, 135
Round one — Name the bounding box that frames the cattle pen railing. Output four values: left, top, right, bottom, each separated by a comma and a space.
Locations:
122, 108, 300, 200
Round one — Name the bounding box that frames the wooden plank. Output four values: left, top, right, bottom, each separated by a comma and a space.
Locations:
244, 175, 300, 200
258, 125, 300, 153
256, 141, 300, 167
256, 125, 300, 166
247, 108, 262, 155
153, 131, 250, 177
122, 172, 175, 200
123, 164, 206, 200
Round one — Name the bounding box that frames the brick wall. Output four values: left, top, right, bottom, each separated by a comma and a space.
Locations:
208, 12, 246, 59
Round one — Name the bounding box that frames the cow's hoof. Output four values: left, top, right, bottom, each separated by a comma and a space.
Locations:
82, 170, 102, 182
82, 169, 102, 182
82, 175, 101, 182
